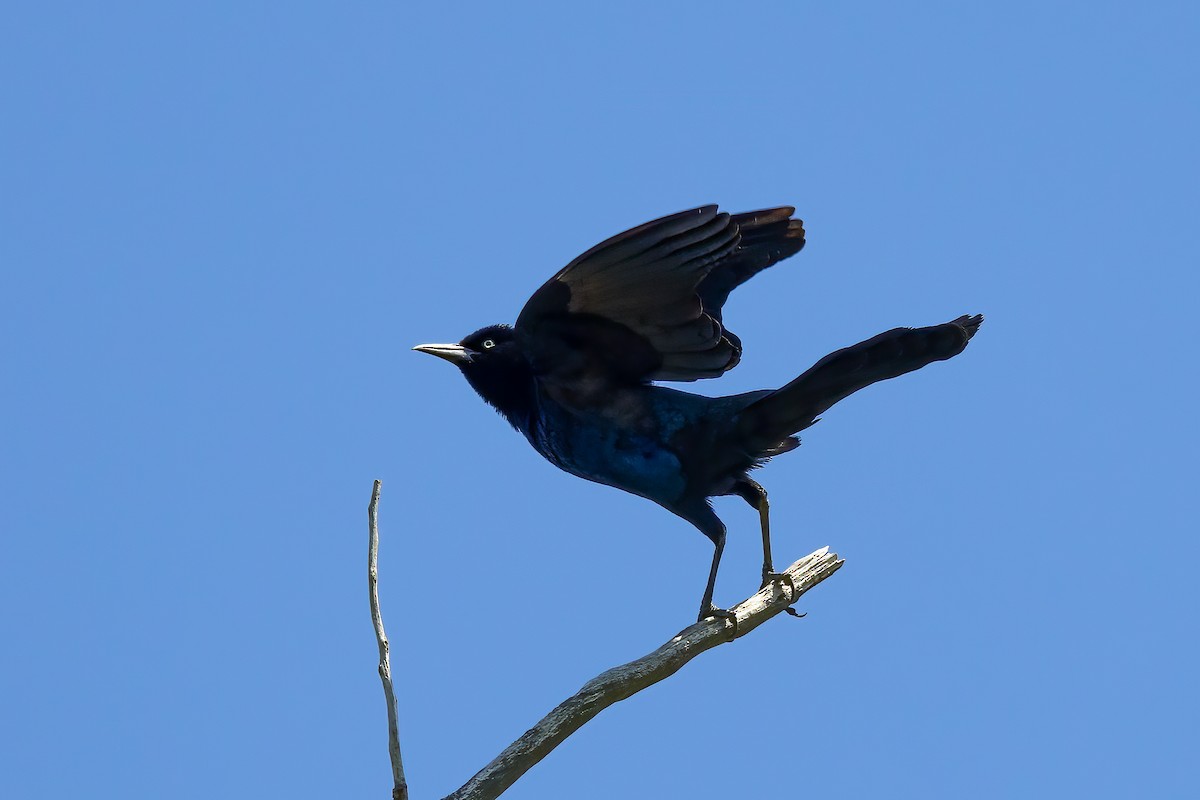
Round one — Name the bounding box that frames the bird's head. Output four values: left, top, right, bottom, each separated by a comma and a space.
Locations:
413, 324, 532, 424
412, 323, 521, 370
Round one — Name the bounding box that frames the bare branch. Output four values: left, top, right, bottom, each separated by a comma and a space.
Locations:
443, 547, 844, 800
369, 480, 408, 800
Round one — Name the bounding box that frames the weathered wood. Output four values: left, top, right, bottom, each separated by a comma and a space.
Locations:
443, 547, 844, 800
369, 480, 408, 800
367, 480, 842, 800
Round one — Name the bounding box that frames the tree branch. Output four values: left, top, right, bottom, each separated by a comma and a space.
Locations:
367, 480, 842, 800
369, 480, 408, 800
443, 546, 844, 800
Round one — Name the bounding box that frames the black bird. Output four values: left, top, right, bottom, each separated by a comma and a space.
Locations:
415, 205, 981, 623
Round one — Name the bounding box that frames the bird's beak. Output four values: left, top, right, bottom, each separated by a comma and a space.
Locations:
412, 343, 474, 365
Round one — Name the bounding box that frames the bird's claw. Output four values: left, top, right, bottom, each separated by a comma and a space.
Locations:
761, 570, 793, 591
699, 605, 739, 639
762, 571, 806, 618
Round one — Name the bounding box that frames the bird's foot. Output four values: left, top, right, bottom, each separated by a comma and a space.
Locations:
761, 570, 795, 592
761, 571, 806, 618
698, 605, 739, 639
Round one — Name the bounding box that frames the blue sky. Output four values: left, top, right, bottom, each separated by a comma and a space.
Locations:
3, 2, 1197, 798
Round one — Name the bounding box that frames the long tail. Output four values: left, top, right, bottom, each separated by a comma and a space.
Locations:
737, 315, 983, 453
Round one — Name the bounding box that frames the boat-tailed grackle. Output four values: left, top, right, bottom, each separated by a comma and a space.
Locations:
415, 205, 982, 623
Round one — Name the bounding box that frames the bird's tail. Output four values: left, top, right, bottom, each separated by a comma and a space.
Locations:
737, 315, 983, 454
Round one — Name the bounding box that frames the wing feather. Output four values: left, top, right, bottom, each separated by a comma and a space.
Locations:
516, 205, 804, 388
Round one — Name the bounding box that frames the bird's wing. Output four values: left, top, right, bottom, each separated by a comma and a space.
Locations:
698, 207, 805, 325
515, 205, 804, 384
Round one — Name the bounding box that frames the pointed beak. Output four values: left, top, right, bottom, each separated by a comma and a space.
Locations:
412, 343, 474, 365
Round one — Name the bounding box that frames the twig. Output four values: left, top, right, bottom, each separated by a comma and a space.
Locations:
369, 480, 408, 800
443, 546, 844, 800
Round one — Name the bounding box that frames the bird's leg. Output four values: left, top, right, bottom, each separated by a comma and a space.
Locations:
679, 501, 739, 635
698, 533, 737, 628
690, 522, 737, 637
696, 531, 722, 617
735, 479, 800, 616
734, 479, 785, 588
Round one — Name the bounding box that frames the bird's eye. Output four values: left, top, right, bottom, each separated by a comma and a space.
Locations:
481, 339, 496, 349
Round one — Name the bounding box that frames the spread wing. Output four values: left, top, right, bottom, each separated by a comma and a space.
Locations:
515, 205, 805, 387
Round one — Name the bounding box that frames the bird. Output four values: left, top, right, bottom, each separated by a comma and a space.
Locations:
414, 205, 982, 624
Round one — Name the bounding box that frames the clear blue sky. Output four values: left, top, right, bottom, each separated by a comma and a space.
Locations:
3, 3, 1197, 798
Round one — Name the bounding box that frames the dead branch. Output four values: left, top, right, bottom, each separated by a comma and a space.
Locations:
366, 480, 843, 800
442, 546, 843, 800
369, 480, 408, 800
